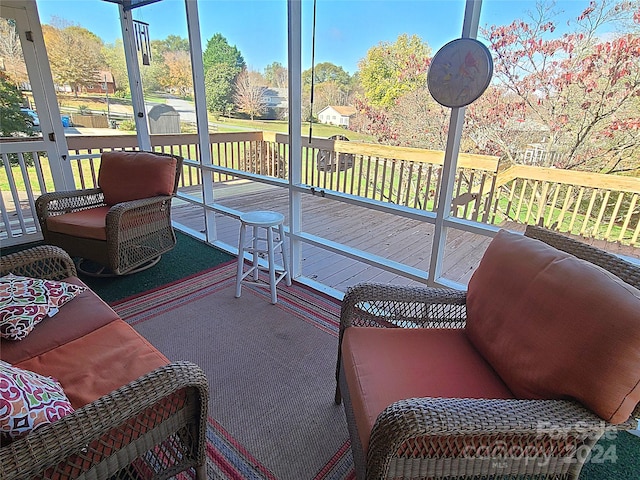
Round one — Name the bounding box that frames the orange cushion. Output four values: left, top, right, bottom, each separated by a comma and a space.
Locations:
98, 151, 177, 205
466, 229, 640, 424
15, 319, 169, 409
1, 277, 120, 365
341, 327, 514, 454
46, 206, 109, 240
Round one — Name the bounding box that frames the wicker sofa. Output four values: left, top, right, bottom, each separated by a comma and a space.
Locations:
335, 225, 640, 480
0, 245, 208, 480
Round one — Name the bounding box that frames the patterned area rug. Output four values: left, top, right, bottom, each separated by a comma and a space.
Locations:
111, 261, 354, 480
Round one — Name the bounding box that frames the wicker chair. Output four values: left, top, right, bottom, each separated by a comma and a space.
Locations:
0, 245, 209, 480
35, 150, 183, 276
335, 225, 640, 480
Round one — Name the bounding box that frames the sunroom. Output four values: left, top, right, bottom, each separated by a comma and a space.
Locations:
1, 0, 639, 479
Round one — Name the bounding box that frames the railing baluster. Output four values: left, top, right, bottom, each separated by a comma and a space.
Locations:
580, 189, 599, 236
525, 180, 539, 225
556, 185, 574, 230
388, 159, 397, 204
605, 192, 625, 241
569, 188, 585, 233
537, 182, 550, 227
593, 190, 611, 239
619, 193, 638, 243
515, 179, 527, 222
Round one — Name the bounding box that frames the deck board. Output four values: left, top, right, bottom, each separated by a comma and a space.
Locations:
172, 182, 639, 292
172, 182, 493, 292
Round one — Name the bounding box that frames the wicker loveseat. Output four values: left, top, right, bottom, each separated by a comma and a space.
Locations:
335, 225, 640, 480
0, 245, 208, 479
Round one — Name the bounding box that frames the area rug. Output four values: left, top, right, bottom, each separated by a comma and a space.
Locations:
111, 261, 355, 480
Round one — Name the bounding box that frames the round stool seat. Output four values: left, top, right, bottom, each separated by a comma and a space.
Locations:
240, 210, 284, 227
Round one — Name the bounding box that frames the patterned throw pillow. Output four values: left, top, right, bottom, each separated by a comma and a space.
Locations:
0, 360, 74, 440
0, 274, 86, 341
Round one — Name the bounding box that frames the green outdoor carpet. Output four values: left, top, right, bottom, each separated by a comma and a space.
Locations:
82, 231, 234, 303
1, 231, 233, 304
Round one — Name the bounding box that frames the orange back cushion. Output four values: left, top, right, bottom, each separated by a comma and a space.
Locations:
465, 229, 640, 424
98, 151, 177, 205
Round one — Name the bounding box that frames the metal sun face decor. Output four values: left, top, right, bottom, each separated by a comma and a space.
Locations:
427, 37, 493, 108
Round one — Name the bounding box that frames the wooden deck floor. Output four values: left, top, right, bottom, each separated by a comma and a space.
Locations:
173, 180, 639, 293
172, 181, 495, 293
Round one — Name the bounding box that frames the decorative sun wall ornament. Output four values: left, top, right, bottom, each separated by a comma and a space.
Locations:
427, 37, 493, 108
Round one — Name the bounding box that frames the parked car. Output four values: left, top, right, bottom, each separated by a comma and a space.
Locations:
20, 108, 40, 132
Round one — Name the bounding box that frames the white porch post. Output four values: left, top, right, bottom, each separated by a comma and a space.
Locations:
287, 0, 303, 280
7, 0, 74, 190
184, 0, 216, 242
118, 3, 151, 151
428, 0, 483, 287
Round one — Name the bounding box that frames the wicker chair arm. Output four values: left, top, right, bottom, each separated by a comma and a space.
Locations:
367, 397, 630, 479
0, 245, 77, 279
35, 188, 106, 217
104, 195, 174, 236
340, 282, 467, 331
0, 361, 209, 480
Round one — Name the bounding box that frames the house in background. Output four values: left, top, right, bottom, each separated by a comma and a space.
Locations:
262, 87, 288, 119
317, 105, 356, 127
81, 70, 116, 95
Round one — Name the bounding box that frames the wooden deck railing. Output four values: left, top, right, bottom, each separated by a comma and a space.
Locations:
3, 132, 638, 247
491, 165, 640, 244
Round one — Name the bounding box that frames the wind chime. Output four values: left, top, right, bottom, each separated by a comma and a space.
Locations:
133, 19, 151, 65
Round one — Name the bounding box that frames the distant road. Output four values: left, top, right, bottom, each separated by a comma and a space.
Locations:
165, 97, 197, 124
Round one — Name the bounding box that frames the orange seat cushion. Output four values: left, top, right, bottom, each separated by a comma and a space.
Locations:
466, 229, 640, 424
341, 327, 514, 454
1, 277, 120, 365
98, 151, 177, 206
46, 206, 109, 240
15, 319, 169, 409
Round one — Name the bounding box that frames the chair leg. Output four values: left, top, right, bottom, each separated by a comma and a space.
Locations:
278, 223, 292, 287
267, 226, 278, 304
252, 226, 260, 282
235, 223, 247, 298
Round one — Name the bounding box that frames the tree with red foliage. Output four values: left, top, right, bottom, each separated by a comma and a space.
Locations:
355, 0, 640, 175
484, 0, 640, 173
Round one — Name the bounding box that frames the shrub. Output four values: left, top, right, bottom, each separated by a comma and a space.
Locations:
118, 119, 136, 131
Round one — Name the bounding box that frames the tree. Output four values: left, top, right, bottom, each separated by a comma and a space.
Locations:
0, 18, 28, 86
161, 35, 189, 53
163, 50, 193, 97
358, 33, 431, 109
42, 23, 104, 96
484, 0, 640, 174
102, 40, 129, 96
204, 63, 237, 117
264, 61, 288, 88
302, 62, 351, 86
0, 72, 32, 137
202, 33, 245, 75
234, 69, 267, 120
202, 34, 245, 117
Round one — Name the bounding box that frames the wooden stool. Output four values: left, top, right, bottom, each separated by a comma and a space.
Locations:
235, 210, 291, 304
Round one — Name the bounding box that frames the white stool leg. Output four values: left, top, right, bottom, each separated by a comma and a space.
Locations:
251, 225, 260, 281
278, 223, 291, 286
266, 225, 278, 304
235, 223, 247, 298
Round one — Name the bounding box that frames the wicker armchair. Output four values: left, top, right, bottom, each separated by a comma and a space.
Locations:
35, 150, 183, 276
335, 226, 640, 480
0, 246, 209, 480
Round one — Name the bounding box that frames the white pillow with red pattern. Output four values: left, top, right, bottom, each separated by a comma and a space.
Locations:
0, 273, 85, 341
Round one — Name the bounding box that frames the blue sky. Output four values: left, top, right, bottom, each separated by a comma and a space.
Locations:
35, 0, 591, 74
